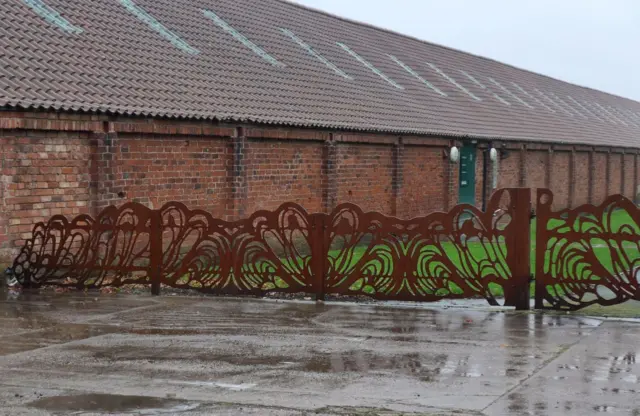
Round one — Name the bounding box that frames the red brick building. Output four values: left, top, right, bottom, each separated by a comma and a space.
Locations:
2, 0, 640, 263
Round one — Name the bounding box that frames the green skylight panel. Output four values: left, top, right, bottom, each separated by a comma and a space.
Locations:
337, 43, 404, 89
118, 0, 199, 55
511, 83, 555, 113
280, 29, 350, 78
21, 0, 83, 34
459, 70, 509, 105
426, 63, 480, 101
487, 77, 533, 109
204, 10, 284, 67
389, 55, 445, 96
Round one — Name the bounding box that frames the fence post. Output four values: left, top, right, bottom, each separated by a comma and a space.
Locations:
149, 209, 162, 296
504, 188, 531, 310
310, 213, 327, 301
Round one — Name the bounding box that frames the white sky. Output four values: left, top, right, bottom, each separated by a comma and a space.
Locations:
291, 0, 640, 101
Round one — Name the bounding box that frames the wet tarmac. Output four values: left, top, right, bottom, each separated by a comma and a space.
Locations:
0, 290, 639, 415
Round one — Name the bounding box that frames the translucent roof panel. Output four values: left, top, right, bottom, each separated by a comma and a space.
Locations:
426, 63, 480, 101
609, 106, 638, 127
390, 55, 446, 96
621, 109, 640, 124
487, 78, 533, 109
337, 43, 403, 89
547, 92, 587, 119
281, 28, 350, 78
587, 101, 619, 124
566, 96, 602, 121
594, 103, 628, 125
118, 0, 199, 54
535, 89, 574, 117
459, 70, 509, 105
21, 0, 83, 34
204, 9, 283, 67
511, 83, 555, 113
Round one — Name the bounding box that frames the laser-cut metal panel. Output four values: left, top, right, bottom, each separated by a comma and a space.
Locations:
11, 190, 531, 309
12, 203, 155, 289
159, 202, 315, 294
535, 189, 640, 310
324, 189, 530, 306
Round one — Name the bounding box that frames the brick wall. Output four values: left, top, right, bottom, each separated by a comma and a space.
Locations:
335, 143, 394, 214
623, 153, 635, 199
610, 153, 623, 197
245, 139, 324, 214
593, 152, 608, 204
2, 110, 640, 263
0, 131, 93, 262
549, 151, 571, 210
524, 150, 548, 195
398, 145, 446, 217
0, 135, 7, 257
114, 134, 230, 215
573, 152, 590, 206
497, 150, 521, 189
636, 154, 640, 202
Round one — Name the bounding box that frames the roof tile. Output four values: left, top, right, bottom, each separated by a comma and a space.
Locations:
1, 0, 639, 146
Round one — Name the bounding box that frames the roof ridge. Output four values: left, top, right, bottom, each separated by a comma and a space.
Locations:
279, 0, 640, 105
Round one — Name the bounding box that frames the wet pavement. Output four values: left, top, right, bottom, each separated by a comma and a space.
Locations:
0, 290, 639, 415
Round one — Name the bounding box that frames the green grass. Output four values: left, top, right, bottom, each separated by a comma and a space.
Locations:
570, 301, 640, 318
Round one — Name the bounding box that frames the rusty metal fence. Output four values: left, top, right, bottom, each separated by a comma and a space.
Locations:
535, 189, 640, 310
10, 188, 640, 311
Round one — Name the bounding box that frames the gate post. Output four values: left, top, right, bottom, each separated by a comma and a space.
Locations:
534, 188, 552, 309
310, 213, 327, 301
149, 209, 163, 296
504, 188, 531, 310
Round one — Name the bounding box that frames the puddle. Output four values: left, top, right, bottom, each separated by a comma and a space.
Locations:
558, 364, 580, 370
81, 345, 287, 366
302, 351, 446, 381
213, 382, 257, 391
28, 394, 199, 414
593, 405, 618, 413
166, 380, 256, 391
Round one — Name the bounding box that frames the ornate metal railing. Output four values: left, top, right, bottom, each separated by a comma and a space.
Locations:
11, 188, 532, 309
535, 189, 640, 310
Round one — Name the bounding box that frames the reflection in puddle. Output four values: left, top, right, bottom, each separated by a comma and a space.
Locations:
167, 380, 256, 391
303, 351, 446, 381
602, 387, 637, 394
593, 405, 617, 413
587, 351, 639, 382
28, 394, 199, 414
439, 357, 483, 378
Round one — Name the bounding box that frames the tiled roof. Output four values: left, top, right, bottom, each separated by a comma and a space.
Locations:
2, 0, 640, 147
